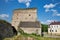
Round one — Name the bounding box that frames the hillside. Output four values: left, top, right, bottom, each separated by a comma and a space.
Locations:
4, 34, 60, 40
0, 20, 60, 40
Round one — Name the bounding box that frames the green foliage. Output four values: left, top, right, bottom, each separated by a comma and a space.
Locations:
4, 27, 60, 40
41, 24, 48, 32
0, 34, 3, 40
4, 34, 60, 40
31, 33, 37, 36
18, 28, 24, 34
0, 20, 11, 26
31, 33, 40, 37
3, 20, 60, 40
0, 20, 17, 40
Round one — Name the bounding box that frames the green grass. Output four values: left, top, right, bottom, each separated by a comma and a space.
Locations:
4, 34, 60, 40
4, 31, 60, 40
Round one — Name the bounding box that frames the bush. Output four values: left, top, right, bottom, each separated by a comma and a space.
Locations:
31, 33, 40, 37
18, 28, 24, 34
0, 34, 4, 40
0, 20, 17, 39
41, 24, 48, 32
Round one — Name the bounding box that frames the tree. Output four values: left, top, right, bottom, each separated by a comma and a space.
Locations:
0, 20, 17, 39
41, 24, 48, 32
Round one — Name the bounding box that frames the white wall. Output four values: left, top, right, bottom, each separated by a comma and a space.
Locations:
48, 25, 60, 34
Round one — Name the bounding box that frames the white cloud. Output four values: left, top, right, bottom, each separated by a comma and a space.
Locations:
5, 0, 8, 2
51, 9, 60, 16
41, 21, 45, 24
44, 3, 55, 9
53, 13, 60, 16
0, 14, 9, 18
41, 20, 57, 24
46, 20, 55, 23
44, 3, 56, 12
41, 20, 57, 25
44, 3, 60, 16
46, 20, 57, 24
45, 9, 50, 12
51, 9, 57, 13
18, 0, 31, 7
26, 2, 30, 7
56, 14, 60, 16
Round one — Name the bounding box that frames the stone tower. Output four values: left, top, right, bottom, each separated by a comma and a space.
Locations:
12, 8, 37, 30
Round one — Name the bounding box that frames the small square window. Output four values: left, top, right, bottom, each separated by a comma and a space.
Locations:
29, 14, 31, 16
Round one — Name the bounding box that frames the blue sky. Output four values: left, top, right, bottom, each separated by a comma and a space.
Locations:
0, 0, 60, 24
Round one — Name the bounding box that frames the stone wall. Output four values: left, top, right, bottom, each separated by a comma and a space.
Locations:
20, 28, 41, 35
12, 8, 37, 30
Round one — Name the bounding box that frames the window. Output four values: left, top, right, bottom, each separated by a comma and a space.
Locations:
50, 30, 51, 32
52, 30, 53, 32
57, 26, 58, 28
50, 26, 53, 28
50, 30, 53, 32
54, 26, 55, 27
29, 14, 31, 16
52, 26, 53, 28
55, 30, 57, 32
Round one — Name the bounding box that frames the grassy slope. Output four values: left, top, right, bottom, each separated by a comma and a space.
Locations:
2, 20, 60, 40
4, 34, 60, 40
